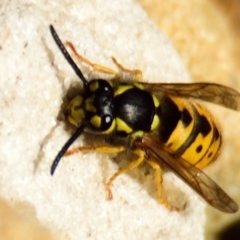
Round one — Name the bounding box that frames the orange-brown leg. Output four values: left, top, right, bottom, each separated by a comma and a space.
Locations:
66, 41, 119, 76
105, 149, 145, 200
64, 145, 125, 157
147, 158, 179, 211
111, 57, 142, 82
66, 41, 143, 82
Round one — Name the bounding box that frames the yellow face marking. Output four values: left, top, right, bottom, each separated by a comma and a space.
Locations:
114, 85, 133, 97
89, 81, 99, 92
85, 96, 96, 112
67, 95, 85, 127
85, 103, 96, 113
67, 95, 83, 109
90, 115, 101, 129
68, 109, 85, 127
115, 117, 132, 134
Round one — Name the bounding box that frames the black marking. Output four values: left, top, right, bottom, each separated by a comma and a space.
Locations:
182, 108, 192, 127
196, 145, 203, 153
195, 125, 221, 166
208, 152, 213, 158
114, 87, 155, 132
214, 127, 220, 140
197, 114, 212, 137
158, 95, 181, 143
116, 130, 129, 137
176, 104, 212, 156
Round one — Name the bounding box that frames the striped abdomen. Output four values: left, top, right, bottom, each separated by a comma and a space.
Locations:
158, 95, 221, 169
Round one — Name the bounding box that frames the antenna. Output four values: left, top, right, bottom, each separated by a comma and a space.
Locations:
49, 25, 89, 89
50, 122, 86, 175
49, 25, 89, 174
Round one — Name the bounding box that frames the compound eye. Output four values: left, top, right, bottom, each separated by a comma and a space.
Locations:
99, 114, 115, 133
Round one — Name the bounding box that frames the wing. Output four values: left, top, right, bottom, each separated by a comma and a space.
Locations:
137, 135, 238, 213
142, 82, 240, 111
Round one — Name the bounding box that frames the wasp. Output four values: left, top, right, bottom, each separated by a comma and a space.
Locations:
49, 25, 239, 213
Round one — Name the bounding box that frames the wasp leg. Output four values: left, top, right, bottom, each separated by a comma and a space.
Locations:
111, 57, 143, 82
105, 149, 145, 200
66, 41, 142, 82
66, 41, 119, 76
64, 145, 125, 156
147, 158, 180, 211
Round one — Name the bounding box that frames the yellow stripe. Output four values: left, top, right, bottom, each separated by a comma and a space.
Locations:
165, 96, 194, 151
166, 120, 194, 151
114, 85, 133, 97
116, 117, 132, 133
